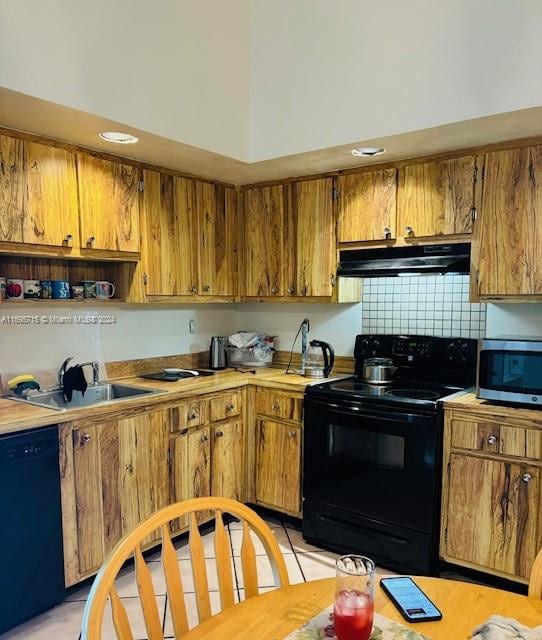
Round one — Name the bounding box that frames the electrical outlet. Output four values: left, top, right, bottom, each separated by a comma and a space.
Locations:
189, 319, 196, 334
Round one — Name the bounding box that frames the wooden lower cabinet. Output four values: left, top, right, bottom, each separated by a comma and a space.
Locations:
170, 426, 211, 530
255, 420, 301, 515
211, 420, 246, 502
441, 408, 542, 583
60, 409, 170, 585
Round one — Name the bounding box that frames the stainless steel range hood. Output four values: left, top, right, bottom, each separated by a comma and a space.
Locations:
337, 243, 471, 278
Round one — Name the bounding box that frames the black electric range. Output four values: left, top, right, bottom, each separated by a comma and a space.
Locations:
302, 334, 477, 576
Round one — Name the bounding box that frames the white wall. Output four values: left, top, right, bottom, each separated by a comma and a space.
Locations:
250, 0, 542, 160
0, 304, 237, 387
486, 304, 542, 338
0, 0, 250, 160
232, 303, 363, 357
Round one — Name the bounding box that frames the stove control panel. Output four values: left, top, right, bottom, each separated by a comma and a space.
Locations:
393, 337, 433, 358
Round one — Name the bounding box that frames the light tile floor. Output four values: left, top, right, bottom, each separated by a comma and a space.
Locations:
2, 514, 395, 640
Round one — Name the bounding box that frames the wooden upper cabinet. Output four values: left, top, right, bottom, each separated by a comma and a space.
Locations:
243, 185, 285, 296
77, 154, 140, 252
141, 170, 187, 296
24, 142, 79, 247
0, 135, 24, 242
473, 146, 542, 297
288, 177, 336, 297
196, 182, 237, 297
175, 176, 198, 295
337, 169, 397, 242
444, 453, 540, 580
397, 155, 476, 239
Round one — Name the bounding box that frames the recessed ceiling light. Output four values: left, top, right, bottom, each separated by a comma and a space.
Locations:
351, 147, 386, 157
99, 131, 139, 144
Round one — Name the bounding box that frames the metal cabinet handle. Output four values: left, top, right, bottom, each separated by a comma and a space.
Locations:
190, 285, 197, 294
405, 226, 414, 237
189, 412, 198, 420
487, 435, 497, 445
272, 403, 280, 412
330, 275, 336, 287
522, 473, 532, 483
271, 287, 279, 294
87, 236, 96, 248
288, 431, 297, 438
200, 434, 209, 443
383, 227, 391, 239
226, 403, 235, 412
288, 287, 296, 295
80, 433, 92, 444
215, 430, 224, 438
202, 285, 210, 292
64, 234, 73, 247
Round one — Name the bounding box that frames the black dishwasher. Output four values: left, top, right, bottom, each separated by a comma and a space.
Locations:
0, 426, 65, 634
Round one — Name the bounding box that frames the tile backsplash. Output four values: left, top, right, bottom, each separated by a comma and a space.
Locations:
361, 275, 486, 339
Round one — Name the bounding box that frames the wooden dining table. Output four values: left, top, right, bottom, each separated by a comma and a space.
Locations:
182, 576, 542, 639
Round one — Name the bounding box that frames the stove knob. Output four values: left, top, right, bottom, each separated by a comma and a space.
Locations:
446, 341, 458, 361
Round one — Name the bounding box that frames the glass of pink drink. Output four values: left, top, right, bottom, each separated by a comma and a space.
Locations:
333, 555, 375, 640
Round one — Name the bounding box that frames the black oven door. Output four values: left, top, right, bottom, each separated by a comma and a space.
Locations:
303, 397, 439, 534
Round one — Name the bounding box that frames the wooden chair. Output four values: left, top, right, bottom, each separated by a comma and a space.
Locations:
529, 547, 542, 598
81, 497, 290, 639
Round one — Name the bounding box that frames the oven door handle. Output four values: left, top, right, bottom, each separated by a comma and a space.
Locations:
305, 398, 434, 424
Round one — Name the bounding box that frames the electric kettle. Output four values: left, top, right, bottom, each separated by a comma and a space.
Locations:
209, 336, 227, 370
304, 340, 335, 378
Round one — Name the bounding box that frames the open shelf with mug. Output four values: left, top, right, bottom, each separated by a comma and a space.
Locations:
0, 255, 144, 304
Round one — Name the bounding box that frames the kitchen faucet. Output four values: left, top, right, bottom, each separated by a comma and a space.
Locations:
300, 318, 310, 374
58, 357, 100, 388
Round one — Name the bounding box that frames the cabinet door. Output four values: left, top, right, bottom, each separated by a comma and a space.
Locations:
170, 427, 211, 529
444, 454, 540, 580
337, 169, 397, 242
196, 182, 237, 296
255, 420, 301, 514
474, 146, 542, 296
174, 176, 198, 295
23, 142, 79, 247
77, 154, 140, 252
0, 134, 24, 242
289, 178, 335, 297
243, 185, 284, 296
117, 411, 170, 544
141, 171, 181, 295
397, 155, 475, 239
72, 421, 122, 576
211, 420, 246, 502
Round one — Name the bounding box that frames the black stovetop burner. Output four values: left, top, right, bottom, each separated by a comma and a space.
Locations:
306, 334, 478, 409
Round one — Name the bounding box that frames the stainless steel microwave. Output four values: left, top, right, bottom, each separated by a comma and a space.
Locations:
477, 337, 542, 406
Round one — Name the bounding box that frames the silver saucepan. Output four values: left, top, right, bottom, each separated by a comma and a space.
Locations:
363, 357, 397, 385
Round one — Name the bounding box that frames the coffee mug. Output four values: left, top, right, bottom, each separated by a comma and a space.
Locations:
80, 280, 96, 299
71, 285, 85, 300
0, 277, 6, 300
24, 279, 41, 299
40, 280, 52, 299
6, 278, 24, 300
95, 281, 115, 299
51, 280, 70, 299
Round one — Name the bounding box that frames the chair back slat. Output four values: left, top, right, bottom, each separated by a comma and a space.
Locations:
82, 497, 291, 640
161, 524, 189, 636
240, 520, 259, 599
189, 512, 212, 623
134, 546, 164, 640
110, 587, 134, 640
214, 510, 236, 610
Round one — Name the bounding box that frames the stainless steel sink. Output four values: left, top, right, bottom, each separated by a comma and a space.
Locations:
9, 383, 165, 411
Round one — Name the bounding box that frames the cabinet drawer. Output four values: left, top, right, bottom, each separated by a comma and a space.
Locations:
170, 401, 207, 431
255, 389, 303, 422
209, 392, 241, 423
451, 418, 542, 459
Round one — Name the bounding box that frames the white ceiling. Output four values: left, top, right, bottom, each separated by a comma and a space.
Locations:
1, 0, 542, 183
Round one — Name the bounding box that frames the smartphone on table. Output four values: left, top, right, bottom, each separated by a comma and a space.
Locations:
380, 576, 442, 622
